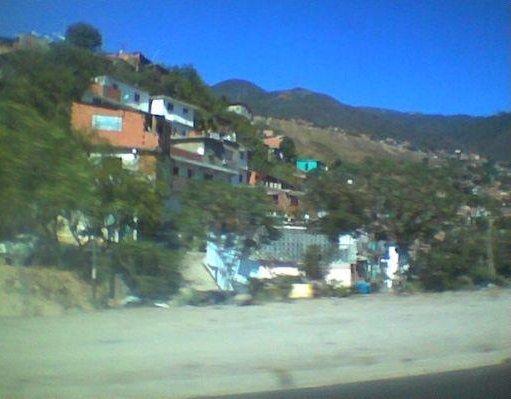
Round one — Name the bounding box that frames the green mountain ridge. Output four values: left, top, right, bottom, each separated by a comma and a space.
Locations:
212, 79, 511, 160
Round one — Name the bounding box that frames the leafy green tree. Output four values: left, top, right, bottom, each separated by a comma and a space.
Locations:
280, 136, 297, 163
175, 181, 272, 246
87, 158, 165, 241
65, 22, 102, 52
0, 43, 109, 121
107, 241, 182, 299
301, 244, 324, 280
412, 226, 490, 291
0, 101, 96, 244
304, 164, 370, 237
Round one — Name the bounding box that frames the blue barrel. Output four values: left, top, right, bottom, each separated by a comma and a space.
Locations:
355, 281, 371, 294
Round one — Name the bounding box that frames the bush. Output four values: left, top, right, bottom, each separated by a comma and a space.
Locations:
248, 276, 301, 302
453, 275, 475, 290
108, 241, 182, 299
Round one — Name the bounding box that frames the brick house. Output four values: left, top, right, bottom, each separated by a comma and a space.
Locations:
248, 171, 303, 216
71, 102, 171, 177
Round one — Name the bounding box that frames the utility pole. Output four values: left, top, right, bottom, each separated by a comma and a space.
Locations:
92, 238, 97, 303
486, 215, 496, 281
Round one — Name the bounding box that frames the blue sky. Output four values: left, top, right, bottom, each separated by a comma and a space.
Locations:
1, 0, 509, 116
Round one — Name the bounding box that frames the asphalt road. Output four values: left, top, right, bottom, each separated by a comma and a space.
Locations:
197, 363, 511, 399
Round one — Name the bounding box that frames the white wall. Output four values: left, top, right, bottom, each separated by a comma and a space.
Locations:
95, 76, 150, 113
150, 98, 194, 129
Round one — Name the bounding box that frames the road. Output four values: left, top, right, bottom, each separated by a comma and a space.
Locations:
198, 363, 511, 399
1, 289, 510, 399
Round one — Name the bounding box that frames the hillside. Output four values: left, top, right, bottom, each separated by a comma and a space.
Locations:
255, 117, 424, 164
212, 79, 511, 160
0, 263, 95, 316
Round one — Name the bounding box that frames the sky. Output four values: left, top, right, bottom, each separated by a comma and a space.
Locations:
0, 0, 509, 116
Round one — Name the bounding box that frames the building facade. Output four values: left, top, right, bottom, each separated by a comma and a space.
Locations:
71, 102, 171, 177
84, 75, 151, 113
169, 133, 248, 188
150, 95, 196, 136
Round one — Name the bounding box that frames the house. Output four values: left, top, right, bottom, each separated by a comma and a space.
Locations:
262, 135, 285, 160
296, 159, 326, 173
169, 132, 248, 187
105, 51, 151, 71
71, 101, 171, 177
204, 227, 364, 292
0, 33, 51, 54
226, 103, 253, 121
105, 51, 168, 74
248, 171, 302, 216
150, 95, 197, 136
83, 75, 151, 113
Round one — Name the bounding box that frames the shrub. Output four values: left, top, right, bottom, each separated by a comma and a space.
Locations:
108, 241, 182, 299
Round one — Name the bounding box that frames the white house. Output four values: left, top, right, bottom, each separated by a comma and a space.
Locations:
88, 76, 150, 113
226, 103, 253, 120
150, 95, 196, 136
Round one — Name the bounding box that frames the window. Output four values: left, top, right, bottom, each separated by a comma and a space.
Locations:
187, 169, 193, 178
239, 174, 243, 183
204, 174, 213, 181
166, 102, 174, 112
173, 166, 179, 176
240, 152, 245, 160
112, 83, 119, 90
183, 107, 189, 115
92, 115, 122, 132
134, 93, 140, 102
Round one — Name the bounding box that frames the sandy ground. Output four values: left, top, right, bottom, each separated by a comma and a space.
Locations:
1, 289, 510, 399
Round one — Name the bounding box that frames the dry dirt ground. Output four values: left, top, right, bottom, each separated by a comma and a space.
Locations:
1, 289, 510, 399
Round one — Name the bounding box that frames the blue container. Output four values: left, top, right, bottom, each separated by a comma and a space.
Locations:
355, 281, 371, 294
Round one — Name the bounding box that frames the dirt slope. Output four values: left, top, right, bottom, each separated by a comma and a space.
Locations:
260, 117, 425, 164
0, 263, 95, 316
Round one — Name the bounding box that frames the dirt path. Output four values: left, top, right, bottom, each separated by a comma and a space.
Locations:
1, 289, 510, 399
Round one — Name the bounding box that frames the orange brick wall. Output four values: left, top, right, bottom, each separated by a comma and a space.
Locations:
71, 102, 159, 151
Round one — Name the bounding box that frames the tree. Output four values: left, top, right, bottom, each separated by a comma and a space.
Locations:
65, 22, 102, 52
280, 136, 297, 163
301, 244, 324, 280
175, 181, 272, 246
0, 101, 96, 243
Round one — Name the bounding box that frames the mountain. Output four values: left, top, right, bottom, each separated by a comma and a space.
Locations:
212, 80, 511, 160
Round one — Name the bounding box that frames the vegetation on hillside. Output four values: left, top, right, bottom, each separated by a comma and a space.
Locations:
212, 79, 511, 161
1, 24, 509, 299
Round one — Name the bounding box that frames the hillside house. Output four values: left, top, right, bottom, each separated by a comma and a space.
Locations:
204, 227, 360, 291
296, 159, 326, 173
105, 51, 168, 74
169, 132, 248, 188
248, 171, 302, 216
105, 51, 151, 71
71, 102, 171, 177
226, 103, 253, 120
150, 95, 196, 136
83, 75, 151, 113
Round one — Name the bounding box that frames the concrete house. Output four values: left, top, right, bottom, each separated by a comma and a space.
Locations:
226, 103, 253, 121
71, 102, 171, 177
248, 171, 302, 216
169, 132, 248, 187
150, 95, 197, 136
84, 75, 151, 113
296, 159, 327, 173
